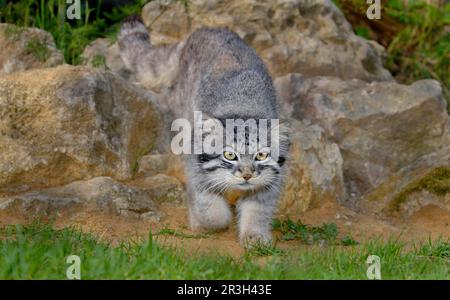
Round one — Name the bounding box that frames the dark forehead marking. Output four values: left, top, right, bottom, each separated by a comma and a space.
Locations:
210, 118, 276, 147
197, 153, 220, 163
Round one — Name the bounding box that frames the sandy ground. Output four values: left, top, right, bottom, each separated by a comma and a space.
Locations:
0, 198, 448, 257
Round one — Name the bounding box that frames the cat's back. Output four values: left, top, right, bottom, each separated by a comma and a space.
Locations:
178, 27, 278, 120
180, 28, 257, 69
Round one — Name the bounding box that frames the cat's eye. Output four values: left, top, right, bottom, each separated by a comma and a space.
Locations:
255, 152, 269, 161
223, 151, 237, 161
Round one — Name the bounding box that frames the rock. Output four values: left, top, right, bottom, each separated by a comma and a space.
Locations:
394, 190, 450, 218
137, 152, 186, 183
141, 0, 391, 81
0, 23, 64, 75
133, 174, 186, 205
0, 177, 158, 219
275, 72, 308, 117
278, 119, 346, 215
82, 38, 135, 82
361, 166, 450, 219
0, 65, 162, 193
275, 74, 450, 199
137, 154, 170, 177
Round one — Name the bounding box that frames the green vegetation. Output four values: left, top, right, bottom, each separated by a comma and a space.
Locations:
3, 23, 25, 41
341, 235, 359, 246
25, 37, 50, 61
272, 218, 358, 246
155, 228, 211, 239
0, 0, 150, 64
90, 53, 106, 68
389, 166, 450, 211
333, 0, 450, 109
385, 1, 449, 92
0, 223, 448, 279
245, 241, 287, 257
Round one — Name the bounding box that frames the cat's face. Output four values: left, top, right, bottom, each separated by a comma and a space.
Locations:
194, 118, 289, 193
198, 147, 285, 193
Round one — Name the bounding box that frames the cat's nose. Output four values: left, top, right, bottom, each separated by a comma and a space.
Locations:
242, 173, 252, 181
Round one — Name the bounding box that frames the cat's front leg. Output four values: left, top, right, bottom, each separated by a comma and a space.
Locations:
237, 191, 278, 247
188, 190, 232, 232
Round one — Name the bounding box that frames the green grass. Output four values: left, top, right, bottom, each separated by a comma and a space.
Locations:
3, 23, 25, 41
385, 1, 449, 104
25, 37, 50, 62
90, 53, 106, 68
244, 241, 287, 258
333, 0, 450, 110
154, 228, 211, 239
0, 223, 448, 279
272, 218, 358, 246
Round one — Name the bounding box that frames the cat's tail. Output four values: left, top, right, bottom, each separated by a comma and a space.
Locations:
118, 14, 182, 91
118, 15, 151, 72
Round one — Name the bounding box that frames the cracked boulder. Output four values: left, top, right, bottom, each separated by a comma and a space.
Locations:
278, 119, 346, 214
0, 65, 162, 193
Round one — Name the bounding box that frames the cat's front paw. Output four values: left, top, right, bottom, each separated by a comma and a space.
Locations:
188, 201, 232, 232
239, 231, 272, 248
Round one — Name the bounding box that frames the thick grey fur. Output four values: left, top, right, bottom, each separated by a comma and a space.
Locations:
119, 16, 290, 247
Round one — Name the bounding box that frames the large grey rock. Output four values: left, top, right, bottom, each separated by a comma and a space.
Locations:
392, 189, 450, 218
360, 166, 450, 219
137, 154, 171, 177
278, 119, 346, 214
0, 177, 159, 219
0, 23, 64, 75
275, 74, 450, 199
0, 65, 162, 193
132, 174, 187, 205
141, 0, 391, 81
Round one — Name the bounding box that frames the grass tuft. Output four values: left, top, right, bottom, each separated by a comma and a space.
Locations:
272, 218, 355, 246
25, 37, 50, 61
154, 228, 211, 239
3, 23, 25, 41
90, 53, 106, 68
245, 241, 286, 257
